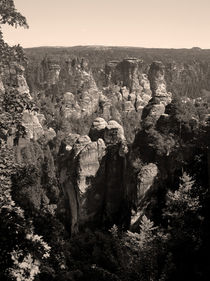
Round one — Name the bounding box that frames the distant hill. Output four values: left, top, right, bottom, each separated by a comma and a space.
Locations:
25, 45, 210, 68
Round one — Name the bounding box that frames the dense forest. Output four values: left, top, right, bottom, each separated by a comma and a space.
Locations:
0, 1, 210, 281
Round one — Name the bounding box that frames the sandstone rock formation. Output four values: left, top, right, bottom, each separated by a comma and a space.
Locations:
103, 58, 152, 116
89, 117, 108, 141
131, 163, 158, 228
59, 118, 129, 234
60, 59, 100, 119
41, 58, 61, 85
0, 62, 31, 98
142, 61, 172, 128
22, 110, 44, 141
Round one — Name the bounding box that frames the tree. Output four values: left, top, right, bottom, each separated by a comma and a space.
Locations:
163, 173, 203, 281
164, 172, 200, 232
0, 0, 28, 29
0, 0, 28, 63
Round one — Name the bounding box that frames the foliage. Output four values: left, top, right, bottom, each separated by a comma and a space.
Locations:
162, 173, 203, 281
0, 0, 28, 28
0, 145, 51, 281
0, 0, 28, 64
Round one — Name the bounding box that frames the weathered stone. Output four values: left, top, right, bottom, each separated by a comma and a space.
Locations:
62, 92, 81, 119
104, 120, 126, 145
22, 110, 44, 141
123, 101, 135, 112
137, 163, 158, 202
44, 59, 61, 85
142, 61, 172, 127
89, 117, 108, 141
37, 113, 46, 126
131, 163, 158, 227
45, 127, 56, 141
59, 119, 128, 234
73, 135, 92, 156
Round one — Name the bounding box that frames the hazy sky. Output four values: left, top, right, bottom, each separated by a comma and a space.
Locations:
2, 0, 210, 48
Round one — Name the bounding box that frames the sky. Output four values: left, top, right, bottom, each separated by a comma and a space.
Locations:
2, 0, 210, 49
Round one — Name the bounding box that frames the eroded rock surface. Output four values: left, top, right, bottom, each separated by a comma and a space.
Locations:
103, 58, 152, 115
59, 119, 129, 234
131, 163, 158, 229
142, 61, 172, 128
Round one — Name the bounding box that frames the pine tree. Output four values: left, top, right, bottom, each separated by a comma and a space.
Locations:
163, 172, 203, 281
164, 172, 200, 234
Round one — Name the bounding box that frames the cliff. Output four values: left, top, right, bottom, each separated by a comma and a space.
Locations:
59, 119, 128, 234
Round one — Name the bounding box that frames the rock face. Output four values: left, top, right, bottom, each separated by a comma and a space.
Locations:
41, 58, 61, 85
142, 61, 172, 128
22, 110, 44, 141
0, 63, 44, 147
101, 58, 152, 119
0, 62, 31, 99
105, 58, 144, 92
89, 117, 108, 141
60, 59, 100, 119
137, 163, 158, 201
130, 163, 158, 229
62, 92, 81, 119
59, 118, 129, 234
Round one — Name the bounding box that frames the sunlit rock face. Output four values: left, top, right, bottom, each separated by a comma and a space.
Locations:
89, 118, 128, 155
58, 58, 100, 119
148, 61, 172, 104
89, 117, 108, 141
62, 92, 81, 119
103, 58, 152, 115
0, 62, 31, 98
142, 61, 172, 128
41, 58, 61, 85
22, 110, 44, 141
59, 118, 129, 234
104, 120, 126, 145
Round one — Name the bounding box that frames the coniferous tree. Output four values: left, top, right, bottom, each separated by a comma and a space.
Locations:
163, 173, 203, 281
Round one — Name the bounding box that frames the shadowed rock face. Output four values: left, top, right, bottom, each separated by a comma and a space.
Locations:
59, 135, 106, 234
105, 58, 145, 92
130, 163, 158, 228
137, 163, 158, 202
59, 119, 129, 234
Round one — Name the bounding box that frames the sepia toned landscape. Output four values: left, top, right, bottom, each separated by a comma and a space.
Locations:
0, 1, 210, 281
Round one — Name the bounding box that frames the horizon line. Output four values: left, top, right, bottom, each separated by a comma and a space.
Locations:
23, 44, 206, 50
